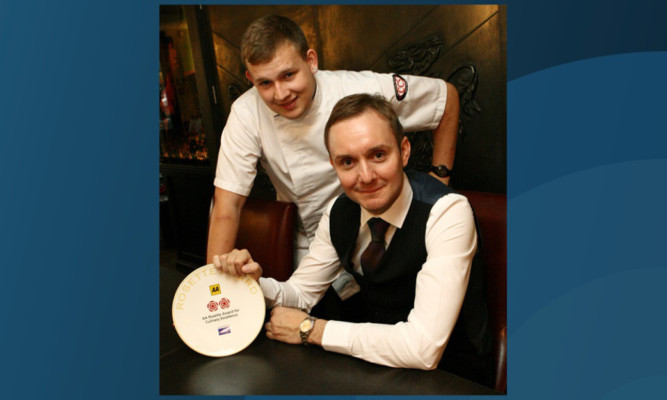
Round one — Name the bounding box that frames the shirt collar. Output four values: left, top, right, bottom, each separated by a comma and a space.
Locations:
360, 172, 412, 229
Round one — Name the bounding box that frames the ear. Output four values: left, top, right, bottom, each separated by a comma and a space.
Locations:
400, 137, 411, 167
245, 70, 254, 84
306, 49, 318, 71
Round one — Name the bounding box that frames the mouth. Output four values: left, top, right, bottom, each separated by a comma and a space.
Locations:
357, 186, 383, 195
279, 97, 298, 111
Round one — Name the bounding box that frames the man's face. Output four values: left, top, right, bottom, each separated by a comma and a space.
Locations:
245, 42, 318, 120
328, 111, 410, 215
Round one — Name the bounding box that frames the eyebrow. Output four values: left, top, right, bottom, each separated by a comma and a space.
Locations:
365, 144, 390, 155
253, 67, 298, 83
332, 144, 391, 163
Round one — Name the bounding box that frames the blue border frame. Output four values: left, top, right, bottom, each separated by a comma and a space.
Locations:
1, 1, 666, 399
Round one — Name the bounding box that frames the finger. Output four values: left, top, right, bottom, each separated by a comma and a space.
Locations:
225, 251, 242, 276
225, 249, 248, 275
219, 254, 236, 275
212, 254, 222, 269
223, 251, 235, 275
232, 253, 247, 275
241, 261, 260, 275
239, 249, 252, 260
232, 249, 253, 275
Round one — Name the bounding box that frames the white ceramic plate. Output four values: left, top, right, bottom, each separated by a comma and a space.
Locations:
172, 264, 265, 357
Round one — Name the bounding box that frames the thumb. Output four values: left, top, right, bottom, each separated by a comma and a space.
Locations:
241, 262, 262, 281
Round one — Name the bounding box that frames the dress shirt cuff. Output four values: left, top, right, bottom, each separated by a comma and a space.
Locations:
258, 277, 279, 307
321, 320, 353, 354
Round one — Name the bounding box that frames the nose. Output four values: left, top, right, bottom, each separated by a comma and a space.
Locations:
358, 160, 375, 184
274, 82, 290, 102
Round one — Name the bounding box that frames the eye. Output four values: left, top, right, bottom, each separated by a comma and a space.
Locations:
338, 158, 354, 168
373, 151, 386, 160
258, 80, 270, 87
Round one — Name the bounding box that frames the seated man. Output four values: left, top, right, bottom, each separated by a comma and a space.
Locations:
215, 94, 490, 383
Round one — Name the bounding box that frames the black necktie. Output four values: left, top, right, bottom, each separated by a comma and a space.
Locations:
360, 218, 390, 275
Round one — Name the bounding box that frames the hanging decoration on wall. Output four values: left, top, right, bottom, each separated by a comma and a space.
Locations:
388, 35, 482, 176
447, 64, 482, 143
388, 35, 443, 77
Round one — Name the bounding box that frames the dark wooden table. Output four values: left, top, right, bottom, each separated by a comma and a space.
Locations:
160, 266, 499, 395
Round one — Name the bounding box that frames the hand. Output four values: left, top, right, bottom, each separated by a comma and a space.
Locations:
264, 307, 309, 345
212, 249, 263, 282
429, 171, 450, 186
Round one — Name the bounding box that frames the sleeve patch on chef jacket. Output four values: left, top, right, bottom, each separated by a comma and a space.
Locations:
393, 74, 408, 101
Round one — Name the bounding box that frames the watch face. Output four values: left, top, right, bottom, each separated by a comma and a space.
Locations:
300, 319, 313, 332
432, 165, 451, 177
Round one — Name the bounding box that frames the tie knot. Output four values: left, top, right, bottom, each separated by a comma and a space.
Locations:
367, 218, 389, 242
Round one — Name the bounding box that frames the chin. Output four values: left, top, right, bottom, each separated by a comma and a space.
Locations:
360, 200, 389, 215
280, 106, 304, 119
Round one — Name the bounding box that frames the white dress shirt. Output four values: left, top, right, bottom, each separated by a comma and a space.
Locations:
214, 70, 447, 263
260, 174, 477, 370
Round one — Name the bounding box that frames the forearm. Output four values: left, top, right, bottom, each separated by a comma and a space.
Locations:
431, 82, 460, 185
260, 277, 321, 311
206, 214, 239, 264
321, 319, 448, 370
206, 188, 247, 263
262, 201, 342, 310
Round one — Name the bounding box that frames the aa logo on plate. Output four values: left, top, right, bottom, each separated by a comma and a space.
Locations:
209, 284, 221, 296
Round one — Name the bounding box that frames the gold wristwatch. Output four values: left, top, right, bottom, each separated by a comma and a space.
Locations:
299, 316, 316, 346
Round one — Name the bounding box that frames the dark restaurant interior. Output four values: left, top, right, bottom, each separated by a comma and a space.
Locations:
159, 4, 507, 395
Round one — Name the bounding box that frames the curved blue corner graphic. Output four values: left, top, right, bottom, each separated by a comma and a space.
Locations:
509, 51, 667, 198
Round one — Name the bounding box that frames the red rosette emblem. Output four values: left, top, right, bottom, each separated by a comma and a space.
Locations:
393, 74, 408, 101
219, 298, 231, 309
207, 301, 218, 312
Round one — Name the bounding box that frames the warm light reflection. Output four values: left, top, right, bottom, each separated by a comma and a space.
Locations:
160, 5, 208, 163
161, 129, 209, 161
